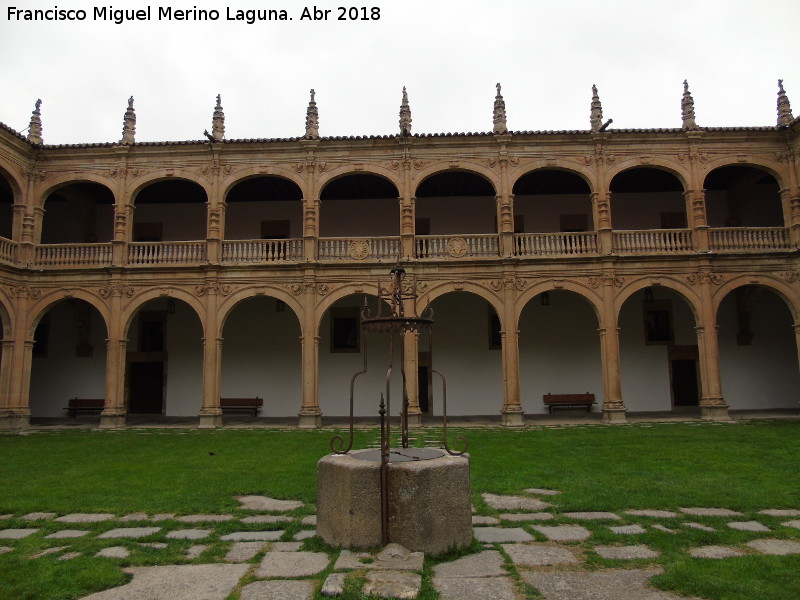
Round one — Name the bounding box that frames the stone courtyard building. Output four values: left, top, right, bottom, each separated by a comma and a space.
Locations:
0, 82, 798, 430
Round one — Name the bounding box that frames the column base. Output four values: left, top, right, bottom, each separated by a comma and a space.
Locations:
298, 412, 322, 429
501, 409, 525, 427
700, 404, 731, 421
99, 412, 127, 429
0, 411, 30, 430
602, 407, 628, 424
407, 412, 423, 428
199, 412, 223, 428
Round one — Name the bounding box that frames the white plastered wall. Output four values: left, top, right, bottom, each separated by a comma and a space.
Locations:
29, 301, 107, 416
518, 291, 603, 414
717, 289, 800, 409
415, 197, 496, 234
319, 198, 400, 237
224, 200, 303, 239
220, 297, 302, 416
513, 194, 593, 232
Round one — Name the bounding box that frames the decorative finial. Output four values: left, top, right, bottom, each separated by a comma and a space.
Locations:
304, 88, 319, 139
27, 99, 43, 145
493, 83, 507, 134
211, 94, 225, 141
399, 86, 412, 136
681, 80, 698, 129
120, 96, 136, 145
777, 79, 794, 127
590, 84, 603, 133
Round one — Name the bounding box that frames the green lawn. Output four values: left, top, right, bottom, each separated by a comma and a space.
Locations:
1, 420, 799, 599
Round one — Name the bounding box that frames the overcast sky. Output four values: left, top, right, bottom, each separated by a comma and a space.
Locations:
1, 0, 798, 145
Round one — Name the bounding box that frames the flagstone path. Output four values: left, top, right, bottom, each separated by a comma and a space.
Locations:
1, 492, 799, 599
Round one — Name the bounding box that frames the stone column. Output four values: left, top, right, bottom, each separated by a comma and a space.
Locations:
1, 289, 35, 429
100, 338, 128, 428
497, 194, 515, 258
400, 158, 415, 260
403, 330, 422, 426
199, 284, 223, 428
593, 192, 613, 255
303, 198, 320, 262
0, 339, 17, 427
781, 188, 800, 248
500, 280, 523, 426
299, 282, 321, 427
111, 205, 131, 266
695, 278, 729, 420
686, 189, 709, 252
598, 277, 626, 423
11, 203, 25, 243
794, 323, 800, 372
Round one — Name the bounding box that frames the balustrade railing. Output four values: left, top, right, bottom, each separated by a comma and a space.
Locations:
318, 237, 400, 261
709, 227, 791, 252
415, 234, 499, 259
0, 237, 18, 265
34, 243, 112, 267
514, 232, 598, 257
613, 229, 693, 255
222, 239, 303, 263
128, 241, 207, 265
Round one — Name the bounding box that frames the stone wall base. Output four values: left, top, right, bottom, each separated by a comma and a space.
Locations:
501, 409, 525, 427
603, 408, 628, 424
700, 404, 731, 421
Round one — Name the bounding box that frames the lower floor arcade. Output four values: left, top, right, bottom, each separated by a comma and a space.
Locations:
1, 270, 799, 429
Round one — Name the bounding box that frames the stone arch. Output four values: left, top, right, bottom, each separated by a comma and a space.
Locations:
0, 158, 24, 201
315, 165, 402, 195
701, 157, 786, 191
128, 172, 210, 203
27, 289, 110, 339
317, 171, 402, 239
615, 277, 702, 325
129, 176, 209, 242
315, 283, 382, 334
703, 164, 785, 228
218, 287, 304, 336
0, 165, 18, 241
509, 163, 596, 194
419, 281, 503, 327
0, 296, 13, 338
606, 159, 690, 192
222, 174, 304, 241
36, 174, 119, 210
516, 281, 602, 329
38, 179, 117, 244
713, 275, 800, 324
122, 288, 206, 338
411, 163, 499, 194
221, 166, 307, 201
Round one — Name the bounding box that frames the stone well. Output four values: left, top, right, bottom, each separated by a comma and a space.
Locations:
317, 448, 472, 554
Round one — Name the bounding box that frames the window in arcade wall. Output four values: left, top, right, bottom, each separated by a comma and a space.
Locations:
643, 300, 674, 345
330, 307, 360, 353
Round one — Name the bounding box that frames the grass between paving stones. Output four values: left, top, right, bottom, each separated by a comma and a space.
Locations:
0, 419, 799, 599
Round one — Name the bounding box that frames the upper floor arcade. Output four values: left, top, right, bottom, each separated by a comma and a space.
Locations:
0, 124, 798, 271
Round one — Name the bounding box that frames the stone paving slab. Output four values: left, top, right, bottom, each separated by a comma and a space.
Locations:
96, 547, 131, 559
80, 563, 250, 600
237, 495, 303, 512
302, 515, 317, 525
522, 567, 698, 600
680, 507, 743, 517
532, 525, 592, 541
652, 525, 677, 534
225, 542, 267, 562
177, 514, 234, 523
240, 515, 292, 524
625, 509, 680, 518
56, 513, 115, 523
0, 528, 39, 539
150, 514, 176, 522
186, 545, 208, 560
472, 516, 500, 525
563, 511, 621, 521
240, 580, 315, 600
473, 526, 535, 543
119, 513, 149, 522
684, 522, 715, 532
31, 546, 68, 558
273, 541, 303, 552
220, 530, 283, 541
434, 576, 517, 600
255, 551, 330, 577
690, 545, 746, 559
294, 529, 316, 540
481, 493, 552, 511
502, 543, 580, 566
22, 512, 56, 521
595, 545, 660, 560
0, 546, 13, 554
98, 527, 160, 539
165, 528, 211, 540
746, 538, 800, 555
46, 529, 90, 539
760, 509, 800, 517
59, 552, 82, 561
727, 520, 770, 532
363, 570, 421, 599
610, 524, 647, 535
433, 550, 506, 578
782, 520, 800, 529
0, 514, 13, 520
499, 512, 553, 521
321, 572, 347, 597
524, 488, 562, 496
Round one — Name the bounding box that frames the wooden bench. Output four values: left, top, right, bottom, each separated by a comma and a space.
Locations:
220, 397, 263, 417
64, 398, 104, 417
543, 393, 596, 414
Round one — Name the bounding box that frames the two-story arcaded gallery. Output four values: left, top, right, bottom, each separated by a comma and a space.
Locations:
0, 82, 798, 430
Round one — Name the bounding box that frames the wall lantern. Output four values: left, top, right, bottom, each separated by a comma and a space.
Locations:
643, 288, 654, 304
540, 292, 550, 306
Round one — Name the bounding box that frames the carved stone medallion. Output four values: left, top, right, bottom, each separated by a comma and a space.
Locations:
446, 237, 469, 258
